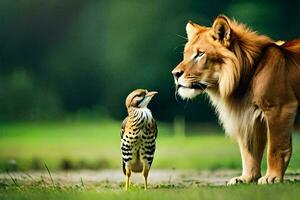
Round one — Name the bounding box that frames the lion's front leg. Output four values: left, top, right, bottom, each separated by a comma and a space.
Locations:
228, 133, 266, 185
258, 103, 297, 184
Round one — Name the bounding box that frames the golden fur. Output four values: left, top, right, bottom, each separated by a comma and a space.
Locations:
172, 15, 300, 184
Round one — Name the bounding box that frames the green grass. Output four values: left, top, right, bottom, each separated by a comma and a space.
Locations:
0, 120, 300, 171
1, 183, 300, 200
1, 121, 300, 199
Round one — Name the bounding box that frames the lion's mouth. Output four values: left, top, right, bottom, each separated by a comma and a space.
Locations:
192, 82, 208, 90
178, 82, 208, 91
176, 80, 211, 99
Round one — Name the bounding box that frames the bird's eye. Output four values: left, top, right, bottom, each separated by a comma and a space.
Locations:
194, 50, 205, 59
135, 95, 144, 100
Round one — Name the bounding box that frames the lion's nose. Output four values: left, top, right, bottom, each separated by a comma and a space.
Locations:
172, 69, 183, 80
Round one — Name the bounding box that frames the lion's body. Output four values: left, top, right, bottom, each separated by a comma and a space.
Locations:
209, 40, 300, 141
172, 16, 300, 184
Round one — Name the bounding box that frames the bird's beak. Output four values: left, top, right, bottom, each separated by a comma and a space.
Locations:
138, 91, 157, 108
146, 91, 158, 97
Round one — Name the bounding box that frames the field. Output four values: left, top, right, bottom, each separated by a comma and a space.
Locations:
1, 120, 300, 171
1, 183, 300, 200
1, 120, 300, 199
0, 120, 241, 171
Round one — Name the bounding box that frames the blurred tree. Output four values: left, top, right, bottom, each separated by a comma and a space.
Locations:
0, 0, 299, 123
0, 69, 62, 120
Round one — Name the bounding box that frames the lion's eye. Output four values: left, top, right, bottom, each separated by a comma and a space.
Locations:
194, 50, 205, 59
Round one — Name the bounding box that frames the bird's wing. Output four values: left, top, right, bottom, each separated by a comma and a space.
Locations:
120, 116, 128, 139
143, 118, 158, 168
121, 117, 128, 175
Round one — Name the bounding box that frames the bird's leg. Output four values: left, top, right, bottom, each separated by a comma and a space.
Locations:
143, 165, 149, 190
125, 167, 131, 191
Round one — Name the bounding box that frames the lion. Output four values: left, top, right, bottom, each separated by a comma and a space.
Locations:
172, 15, 300, 185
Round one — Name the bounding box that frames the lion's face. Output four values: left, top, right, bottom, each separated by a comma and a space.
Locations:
172, 17, 239, 99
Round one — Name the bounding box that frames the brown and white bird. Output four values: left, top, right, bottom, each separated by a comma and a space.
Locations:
121, 89, 158, 190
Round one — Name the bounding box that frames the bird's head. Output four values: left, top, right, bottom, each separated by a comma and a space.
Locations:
125, 89, 158, 109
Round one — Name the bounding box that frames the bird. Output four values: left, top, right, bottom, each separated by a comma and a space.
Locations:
120, 89, 158, 190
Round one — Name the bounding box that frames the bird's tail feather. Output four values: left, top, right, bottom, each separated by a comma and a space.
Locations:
122, 160, 126, 175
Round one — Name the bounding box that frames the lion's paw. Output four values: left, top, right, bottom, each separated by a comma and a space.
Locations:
227, 175, 260, 185
258, 175, 282, 184
227, 176, 247, 185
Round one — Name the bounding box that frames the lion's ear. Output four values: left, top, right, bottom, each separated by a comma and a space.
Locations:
212, 15, 231, 47
186, 21, 198, 41
186, 21, 207, 41
185, 21, 207, 40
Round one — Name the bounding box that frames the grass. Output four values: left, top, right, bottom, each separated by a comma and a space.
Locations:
1, 120, 300, 200
1, 182, 300, 200
0, 120, 300, 171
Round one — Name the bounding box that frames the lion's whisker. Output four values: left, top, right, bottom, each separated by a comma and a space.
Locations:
175, 33, 188, 40
174, 89, 179, 103
173, 43, 185, 52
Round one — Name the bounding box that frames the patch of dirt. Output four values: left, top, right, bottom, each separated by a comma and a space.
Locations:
1, 169, 300, 188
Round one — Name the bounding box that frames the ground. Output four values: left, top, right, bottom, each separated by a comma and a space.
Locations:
1, 170, 300, 200
1, 169, 300, 187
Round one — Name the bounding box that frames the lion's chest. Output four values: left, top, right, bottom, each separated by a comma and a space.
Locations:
208, 92, 264, 137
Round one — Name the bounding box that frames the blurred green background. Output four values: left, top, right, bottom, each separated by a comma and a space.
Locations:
1, 0, 299, 122
0, 0, 300, 172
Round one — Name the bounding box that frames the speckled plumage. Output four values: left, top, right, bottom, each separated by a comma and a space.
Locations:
120, 89, 158, 190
